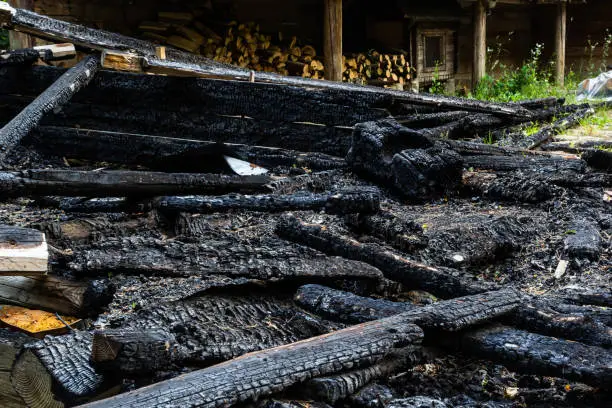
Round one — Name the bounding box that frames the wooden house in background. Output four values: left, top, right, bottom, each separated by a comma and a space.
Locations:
7, 0, 611, 91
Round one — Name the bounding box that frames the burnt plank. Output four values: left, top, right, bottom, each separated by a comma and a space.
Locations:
0, 56, 99, 161
0, 169, 272, 198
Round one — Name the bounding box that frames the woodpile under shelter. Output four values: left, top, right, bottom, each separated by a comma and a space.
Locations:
7, 0, 611, 91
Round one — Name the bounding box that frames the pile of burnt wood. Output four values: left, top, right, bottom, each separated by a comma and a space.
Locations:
0, 3, 611, 408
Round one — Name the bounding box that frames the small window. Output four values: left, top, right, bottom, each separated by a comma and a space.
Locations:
424, 36, 443, 68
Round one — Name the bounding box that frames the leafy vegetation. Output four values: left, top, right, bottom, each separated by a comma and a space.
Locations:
0, 1, 8, 50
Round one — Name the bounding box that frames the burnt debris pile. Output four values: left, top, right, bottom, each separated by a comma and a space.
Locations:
0, 4, 610, 408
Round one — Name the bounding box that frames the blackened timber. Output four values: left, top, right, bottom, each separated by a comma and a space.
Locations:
0, 7, 530, 119
463, 172, 563, 203
394, 111, 470, 128
80, 318, 422, 408
297, 284, 611, 348
0, 65, 388, 126
519, 107, 594, 150
12, 331, 106, 407
80, 290, 520, 408
0, 48, 40, 66
0, 169, 272, 198
295, 284, 416, 324
0, 275, 114, 317
117, 295, 339, 365
69, 235, 384, 282
582, 149, 612, 171
344, 212, 427, 253
91, 329, 183, 375
299, 347, 421, 404
276, 215, 497, 298
29, 127, 347, 172
36, 197, 150, 214
461, 326, 612, 388
155, 188, 380, 215
463, 154, 586, 173
0, 56, 99, 161
0, 97, 355, 157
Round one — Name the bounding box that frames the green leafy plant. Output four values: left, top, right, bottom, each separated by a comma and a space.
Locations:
0, 1, 8, 50
428, 62, 445, 95
523, 122, 541, 137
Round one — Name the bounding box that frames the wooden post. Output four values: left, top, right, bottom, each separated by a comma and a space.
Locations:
7, 0, 34, 49
473, 0, 487, 88
555, 1, 567, 86
323, 0, 342, 81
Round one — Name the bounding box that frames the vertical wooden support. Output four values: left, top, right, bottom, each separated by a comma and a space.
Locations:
555, 1, 567, 86
323, 0, 343, 81
473, 0, 487, 88
7, 0, 34, 49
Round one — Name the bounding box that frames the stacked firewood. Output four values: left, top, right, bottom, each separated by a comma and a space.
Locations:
343, 51, 411, 86
138, 12, 410, 84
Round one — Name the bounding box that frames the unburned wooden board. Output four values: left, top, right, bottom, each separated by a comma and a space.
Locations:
0, 226, 47, 276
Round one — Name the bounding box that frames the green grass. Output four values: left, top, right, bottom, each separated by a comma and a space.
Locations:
523, 122, 541, 136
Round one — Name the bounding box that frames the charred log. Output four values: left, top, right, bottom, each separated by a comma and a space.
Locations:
346, 120, 463, 200
0, 275, 114, 317
461, 326, 612, 388
463, 154, 586, 173
12, 331, 107, 407
394, 111, 470, 128
116, 295, 338, 365
267, 171, 339, 195
564, 219, 602, 260
91, 329, 184, 375
155, 188, 380, 215
582, 149, 612, 171
277, 215, 497, 298
295, 284, 416, 324
79, 289, 518, 408
344, 212, 427, 253
68, 235, 384, 282
297, 284, 610, 348
463, 172, 563, 203
0, 169, 272, 198
299, 347, 421, 404
521, 107, 594, 149
36, 196, 150, 214
349, 384, 395, 408
27, 127, 347, 172
511, 300, 612, 348
0, 56, 99, 161
0, 48, 40, 66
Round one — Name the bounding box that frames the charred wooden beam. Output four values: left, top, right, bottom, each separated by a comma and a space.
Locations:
582, 149, 612, 171
0, 55, 99, 161
299, 347, 420, 404
35, 197, 150, 214
0, 169, 272, 198
267, 171, 339, 195
12, 331, 107, 407
91, 329, 183, 375
295, 284, 416, 324
0, 275, 114, 317
461, 326, 611, 388
276, 215, 497, 298
111, 295, 339, 366
0, 225, 47, 276
394, 111, 470, 128
297, 284, 611, 349
0, 6, 530, 119
155, 188, 380, 215
68, 235, 384, 282
463, 172, 563, 203
344, 212, 427, 253
463, 154, 585, 173
520, 107, 594, 149
79, 289, 518, 408
28, 127, 347, 172
0, 48, 39, 66
564, 219, 602, 260
346, 120, 463, 200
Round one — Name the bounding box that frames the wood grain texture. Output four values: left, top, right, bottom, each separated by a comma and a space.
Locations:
0, 225, 47, 276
